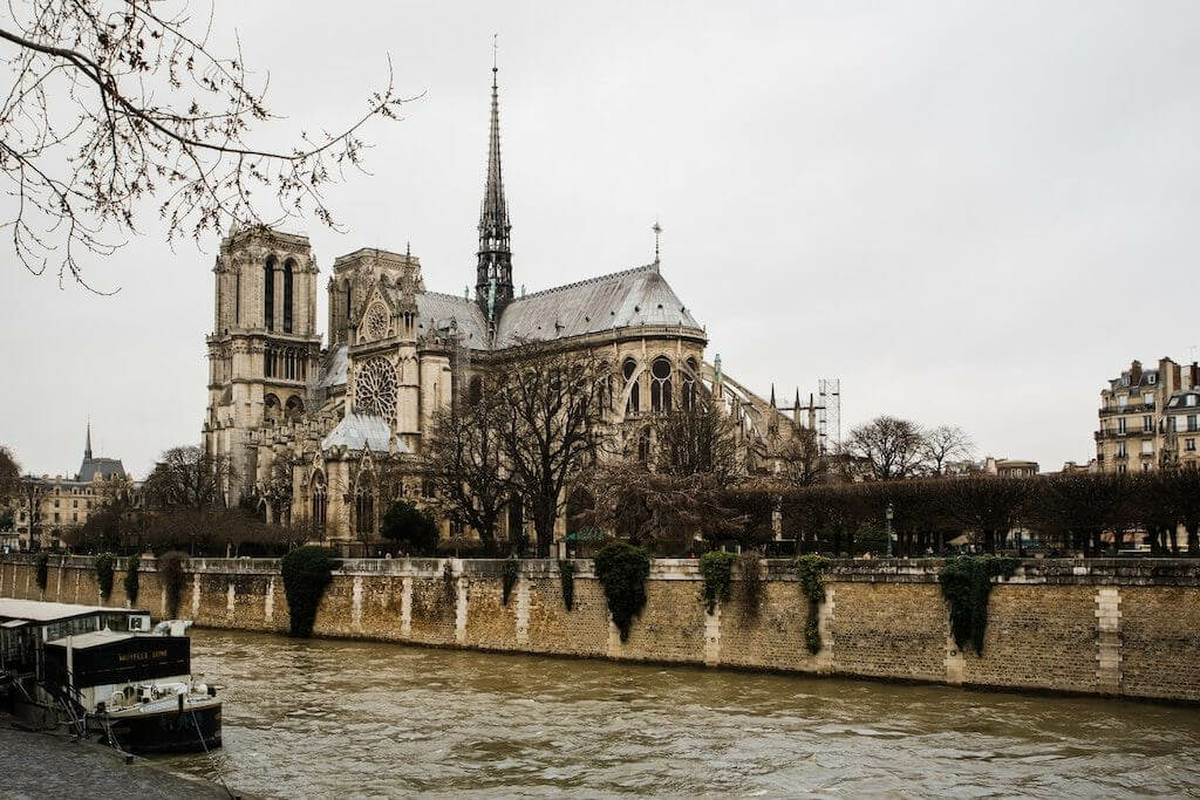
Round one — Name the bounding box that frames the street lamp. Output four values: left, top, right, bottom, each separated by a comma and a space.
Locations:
885, 503, 894, 558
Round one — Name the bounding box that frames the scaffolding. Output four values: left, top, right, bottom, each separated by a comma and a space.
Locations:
818, 378, 841, 454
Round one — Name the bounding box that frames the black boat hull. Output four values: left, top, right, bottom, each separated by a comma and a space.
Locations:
102, 701, 222, 754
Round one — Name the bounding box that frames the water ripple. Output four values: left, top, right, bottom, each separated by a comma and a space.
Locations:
161, 629, 1200, 798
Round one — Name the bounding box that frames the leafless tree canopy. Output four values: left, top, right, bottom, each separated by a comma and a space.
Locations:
922, 424, 974, 475
846, 415, 928, 480
495, 342, 608, 557
0, 1, 406, 288
424, 373, 509, 555
584, 465, 743, 554
0, 444, 19, 502
654, 392, 739, 483
142, 444, 232, 509
772, 425, 828, 487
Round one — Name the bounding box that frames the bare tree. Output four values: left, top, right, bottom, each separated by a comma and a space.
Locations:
772, 425, 828, 487
585, 463, 743, 554
922, 425, 974, 475
497, 342, 608, 557
424, 376, 508, 555
845, 416, 928, 481
654, 392, 740, 483
259, 449, 297, 525
0, 1, 408, 288
142, 445, 233, 510
0, 445, 19, 503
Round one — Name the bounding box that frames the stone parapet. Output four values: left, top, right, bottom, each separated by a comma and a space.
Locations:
3, 554, 1199, 702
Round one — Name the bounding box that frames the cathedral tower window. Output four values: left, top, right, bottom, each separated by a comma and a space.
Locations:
651, 357, 672, 413
283, 258, 295, 333
234, 273, 240, 325
467, 375, 483, 406
264, 256, 276, 331
683, 358, 698, 411
285, 395, 305, 420
623, 358, 639, 416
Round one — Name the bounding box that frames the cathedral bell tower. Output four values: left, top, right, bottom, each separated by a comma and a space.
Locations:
476, 59, 514, 323
205, 226, 321, 503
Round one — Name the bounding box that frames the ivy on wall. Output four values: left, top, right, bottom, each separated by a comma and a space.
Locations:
281, 546, 341, 638
502, 558, 519, 606
123, 553, 141, 605
940, 555, 1019, 655
698, 551, 737, 615
796, 555, 830, 655
594, 542, 650, 642
159, 551, 187, 618
558, 560, 575, 612
34, 552, 49, 593
95, 553, 115, 600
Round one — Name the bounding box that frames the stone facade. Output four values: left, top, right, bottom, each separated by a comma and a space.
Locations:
202, 66, 806, 552
1096, 357, 1200, 474
4, 555, 1199, 703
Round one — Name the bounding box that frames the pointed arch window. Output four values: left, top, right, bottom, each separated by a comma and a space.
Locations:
637, 427, 652, 463
651, 357, 672, 413
623, 358, 639, 416
283, 259, 295, 333
355, 479, 375, 536
264, 257, 276, 331
310, 472, 327, 536
683, 358, 698, 411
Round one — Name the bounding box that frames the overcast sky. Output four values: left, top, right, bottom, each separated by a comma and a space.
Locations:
2, 1, 1198, 479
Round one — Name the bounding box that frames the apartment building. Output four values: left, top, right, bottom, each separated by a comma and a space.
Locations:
1095, 357, 1200, 474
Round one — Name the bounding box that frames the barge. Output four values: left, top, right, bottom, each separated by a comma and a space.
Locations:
0, 599, 221, 754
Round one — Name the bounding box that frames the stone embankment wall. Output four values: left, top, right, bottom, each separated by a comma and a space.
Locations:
3, 555, 1199, 702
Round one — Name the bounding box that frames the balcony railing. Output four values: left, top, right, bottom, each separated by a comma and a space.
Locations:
1099, 402, 1155, 416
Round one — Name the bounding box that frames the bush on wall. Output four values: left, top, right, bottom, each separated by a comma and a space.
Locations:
34, 552, 50, 593
159, 551, 188, 618
796, 555, 829, 655
123, 553, 141, 605
698, 550, 737, 615
281, 546, 341, 638
940, 555, 1019, 655
558, 560, 575, 612
502, 557, 520, 606
95, 553, 115, 600
593, 542, 651, 642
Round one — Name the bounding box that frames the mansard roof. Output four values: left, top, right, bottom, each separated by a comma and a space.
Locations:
316, 343, 349, 389
76, 457, 126, 483
493, 264, 701, 348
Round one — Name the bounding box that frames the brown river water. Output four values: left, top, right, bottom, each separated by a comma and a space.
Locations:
159, 628, 1200, 798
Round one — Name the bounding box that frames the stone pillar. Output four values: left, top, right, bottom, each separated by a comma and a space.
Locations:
815, 585, 835, 672
703, 603, 721, 667
191, 573, 201, 618
226, 581, 236, 620
400, 575, 412, 638
453, 560, 467, 645
265, 577, 275, 624
352, 576, 364, 633
1095, 587, 1122, 694
515, 575, 530, 646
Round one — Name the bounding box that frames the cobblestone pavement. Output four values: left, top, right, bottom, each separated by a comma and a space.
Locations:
0, 723, 234, 799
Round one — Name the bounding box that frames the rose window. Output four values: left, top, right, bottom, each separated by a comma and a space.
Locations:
355, 357, 397, 419
365, 303, 390, 340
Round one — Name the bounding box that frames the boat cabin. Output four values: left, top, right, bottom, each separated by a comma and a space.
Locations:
0, 599, 150, 680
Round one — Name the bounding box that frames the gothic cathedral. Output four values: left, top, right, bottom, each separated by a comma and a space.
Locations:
204, 64, 801, 552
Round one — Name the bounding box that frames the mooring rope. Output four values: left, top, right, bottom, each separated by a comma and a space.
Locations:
190, 706, 234, 799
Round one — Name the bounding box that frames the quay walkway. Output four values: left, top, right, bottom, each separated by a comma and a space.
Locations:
0, 721, 237, 799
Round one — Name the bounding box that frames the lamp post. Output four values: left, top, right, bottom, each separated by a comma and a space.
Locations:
885, 503, 894, 558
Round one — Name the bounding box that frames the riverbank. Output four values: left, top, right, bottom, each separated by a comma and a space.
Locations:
0, 720, 240, 799
4, 555, 1200, 702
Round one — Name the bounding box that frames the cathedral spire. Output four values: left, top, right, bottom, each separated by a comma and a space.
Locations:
85, 420, 93, 461
476, 37, 514, 320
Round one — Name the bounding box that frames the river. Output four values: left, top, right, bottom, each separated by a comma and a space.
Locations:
159, 629, 1200, 798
